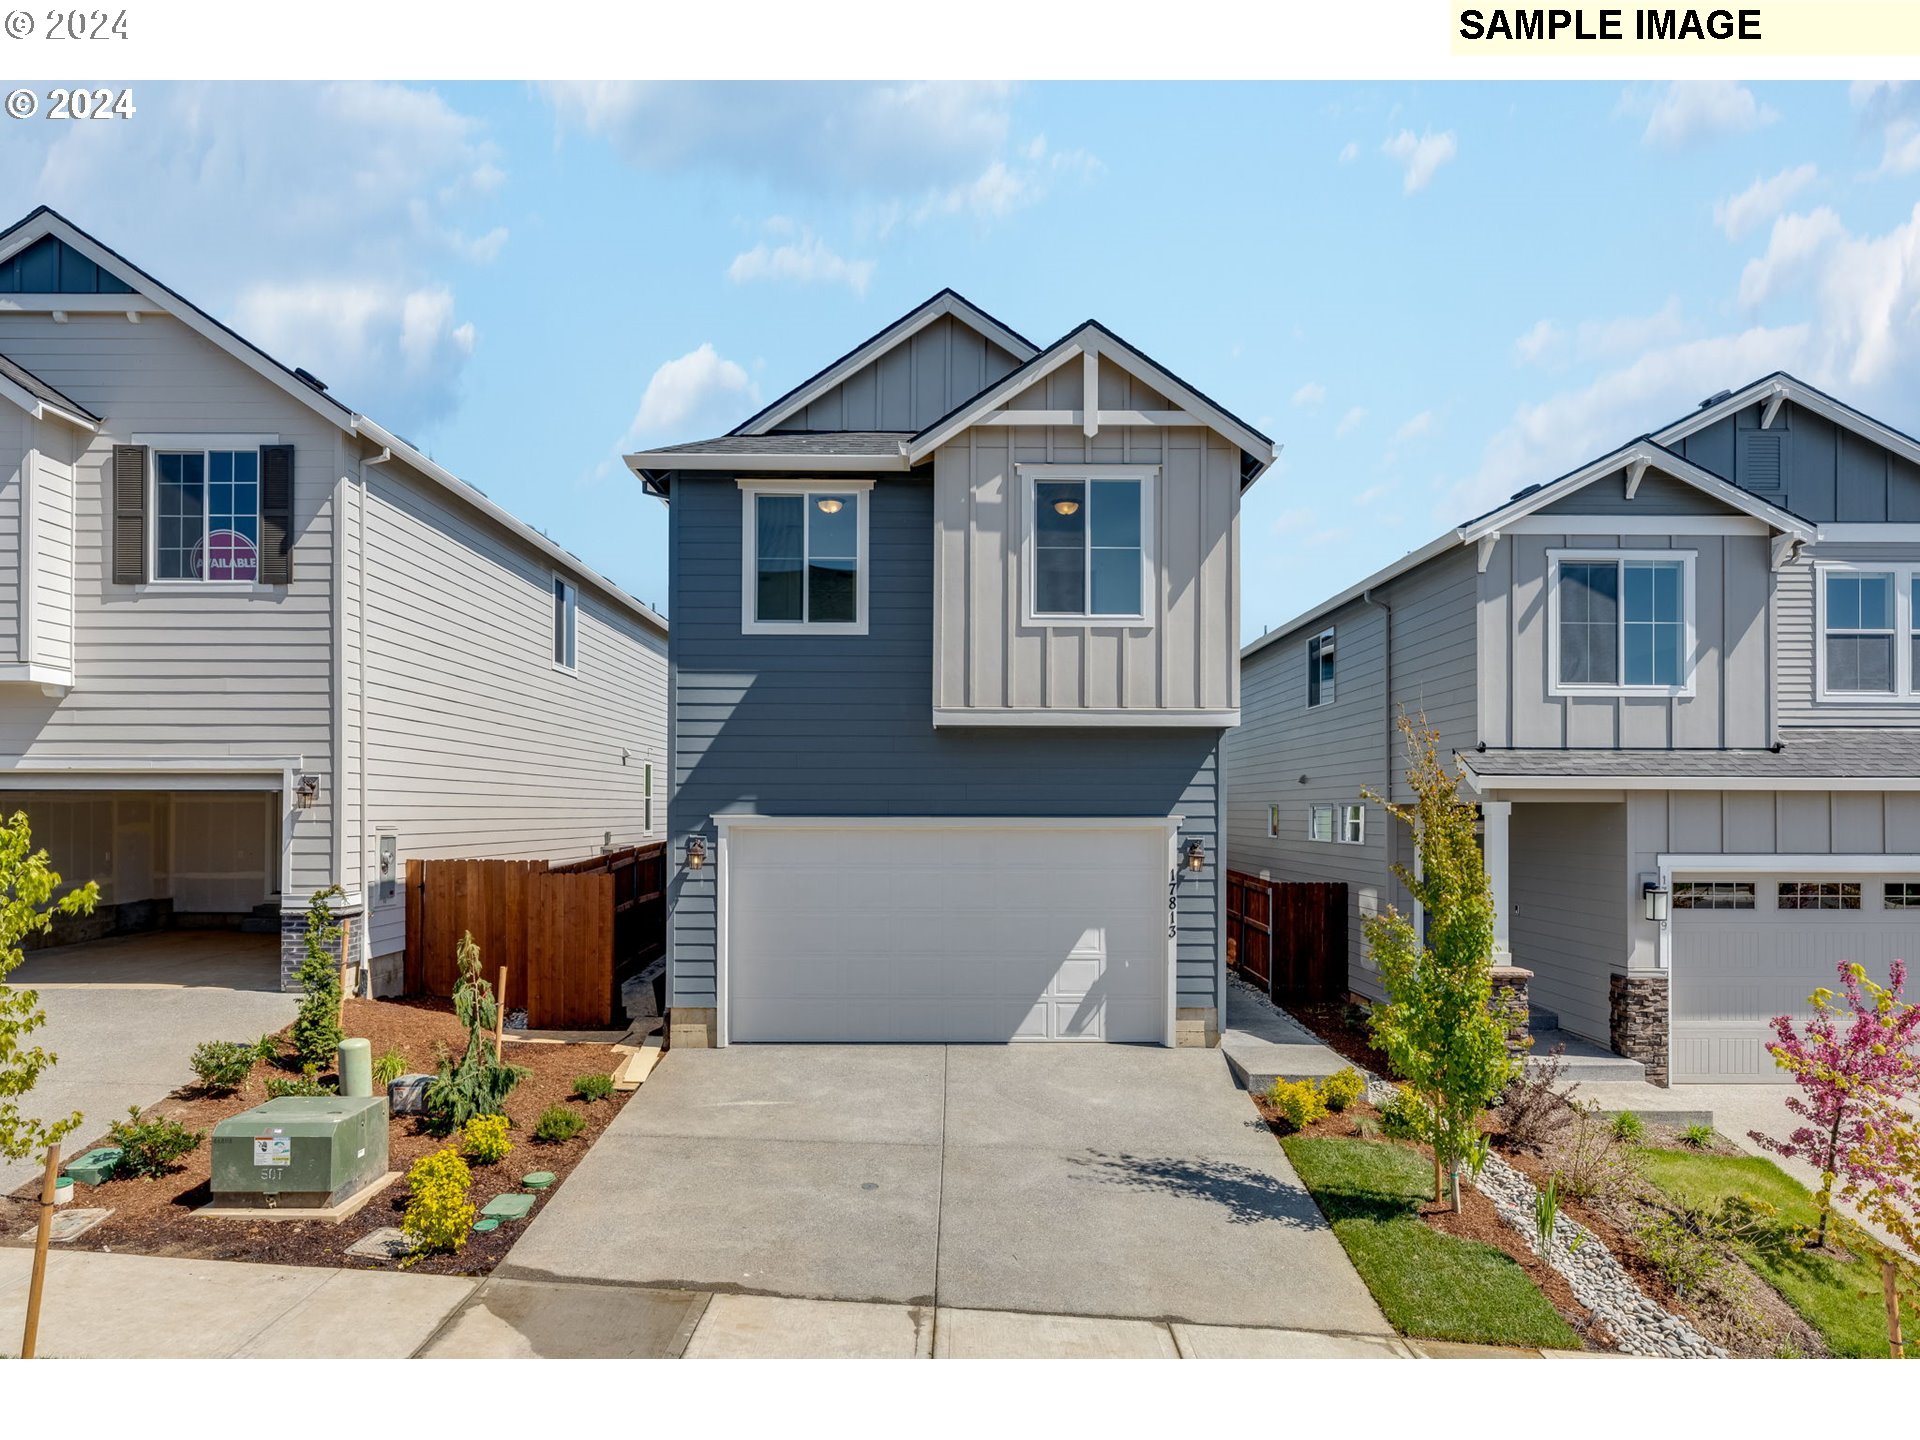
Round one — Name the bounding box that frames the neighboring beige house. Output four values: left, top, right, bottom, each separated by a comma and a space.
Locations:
0, 207, 668, 991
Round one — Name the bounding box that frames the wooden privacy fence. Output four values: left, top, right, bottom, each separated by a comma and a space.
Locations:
1228, 872, 1348, 1003
404, 842, 665, 1029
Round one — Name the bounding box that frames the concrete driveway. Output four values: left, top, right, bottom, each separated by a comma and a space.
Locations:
499, 1043, 1389, 1334
1, 932, 295, 1193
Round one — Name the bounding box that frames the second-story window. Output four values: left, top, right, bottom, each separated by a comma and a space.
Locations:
1550, 550, 1694, 695
742, 482, 868, 634
155, 449, 259, 582
1031, 476, 1145, 620
1307, 627, 1335, 706
1818, 563, 1920, 701
552, 576, 577, 669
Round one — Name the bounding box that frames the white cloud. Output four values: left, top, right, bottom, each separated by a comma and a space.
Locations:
1336, 406, 1367, 437
1393, 410, 1435, 443
1354, 482, 1395, 507
1291, 381, 1327, 408
1381, 128, 1457, 193
1513, 301, 1687, 370
728, 226, 875, 295
1639, 81, 1777, 148
1338, 140, 1360, 163
1514, 319, 1561, 367
876, 135, 1101, 234
625, 344, 758, 444
1738, 207, 1847, 307
1877, 118, 1920, 175
1713, 164, 1818, 241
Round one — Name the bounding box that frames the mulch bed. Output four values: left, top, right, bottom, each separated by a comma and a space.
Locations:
1253, 1094, 1612, 1350
1282, 999, 1394, 1076
0, 996, 633, 1277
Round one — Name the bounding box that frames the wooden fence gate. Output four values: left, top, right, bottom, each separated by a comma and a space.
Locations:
403, 843, 665, 1029
1227, 872, 1347, 1003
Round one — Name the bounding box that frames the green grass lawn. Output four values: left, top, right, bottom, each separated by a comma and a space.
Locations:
1636, 1146, 1919, 1359
1283, 1135, 1581, 1350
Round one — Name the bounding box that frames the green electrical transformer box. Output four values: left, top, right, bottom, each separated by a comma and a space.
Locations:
211, 1095, 389, 1208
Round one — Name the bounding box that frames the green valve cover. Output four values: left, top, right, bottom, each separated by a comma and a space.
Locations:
211, 1094, 389, 1209
64, 1147, 123, 1186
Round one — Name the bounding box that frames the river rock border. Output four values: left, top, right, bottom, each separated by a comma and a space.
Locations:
1472, 1151, 1724, 1358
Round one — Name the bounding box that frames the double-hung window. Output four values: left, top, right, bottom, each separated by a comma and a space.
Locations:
154, 448, 261, 582
1550, 550, 1694, 695
1307, 628, 1335, 707
1023, 466, 1152, 624
741, 481, 869, 634
1818, 563, 1920, 701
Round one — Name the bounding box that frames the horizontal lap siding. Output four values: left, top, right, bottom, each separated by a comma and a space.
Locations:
1509, 802, 1628, 1044
359, 465, 668, 962
1777, 542, 1920, 728
670, 473, 1221, 1010
0, 313, 336, 895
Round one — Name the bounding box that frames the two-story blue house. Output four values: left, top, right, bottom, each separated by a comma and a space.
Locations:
627, 292, 1274, 1048
1230, 374, 1920, 1087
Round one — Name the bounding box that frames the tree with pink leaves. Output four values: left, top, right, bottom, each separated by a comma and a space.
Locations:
1751, 959, 1920, 1248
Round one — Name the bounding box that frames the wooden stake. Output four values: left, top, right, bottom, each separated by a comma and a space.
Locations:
338, 915, 356, 1020
21, 1142, 61, 1360
496, 965, 508, 1060
1887, 1258, 1906, 1360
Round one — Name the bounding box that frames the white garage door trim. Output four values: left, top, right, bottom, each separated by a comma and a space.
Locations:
714, 815, 1183, 1048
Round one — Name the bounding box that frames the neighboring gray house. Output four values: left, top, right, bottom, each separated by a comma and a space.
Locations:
627, 291, 1274, 1047
0, 207, 668, 991
1229, 374, 1920, 1085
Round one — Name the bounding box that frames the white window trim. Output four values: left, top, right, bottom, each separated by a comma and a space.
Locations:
1307, 627, 1335, 708
1015, 462, 1158, 629
644, 761, 654, 834
737, 477, 874, 637
1267, 804, 1280, 839
551, 574, 578, 673
1546, 548, 1698, 699
1308, 803, 1335, 843
1814, 559, 1920, 704
1338, 803, 1365, 845
135, 432, 278, 588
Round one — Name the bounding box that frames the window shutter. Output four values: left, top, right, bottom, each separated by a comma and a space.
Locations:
259, 444, 294, 584
111, 444, 147, 585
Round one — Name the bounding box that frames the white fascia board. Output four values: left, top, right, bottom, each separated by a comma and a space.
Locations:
1661, 852, 1920, 873
624, 450, 909, 474
714, 814, 1184, 834
931, 707, 1239, 728
737, 292, 1039, 437
1467, 770, 1920, 793
0, 373, 96, 432
1655, 375, 1920, 472
353, 415, 667, 638
1242, 530, 1462, 662
909, 342, 1087, 459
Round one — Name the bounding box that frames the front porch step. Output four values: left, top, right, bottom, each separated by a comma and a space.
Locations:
1525, 1004, 1560, 1033
1220, 985, 1356, 1092
1527, 1028, 1648, 1084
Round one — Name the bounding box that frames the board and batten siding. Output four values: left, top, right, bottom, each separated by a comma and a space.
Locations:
1672, 398, 1920, 525
1509, 801, 1629, 1044
355, 457, 668, 962
30, 427, 75, 672
668, 470, 1222, 1013
0, 312, 338, 896
1476, 527, 1773, 750
787, 313, 1022, 433
933, 357, 1240, 718
0, 408, 23, 658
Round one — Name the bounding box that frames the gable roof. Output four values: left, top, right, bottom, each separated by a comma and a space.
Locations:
0, 350, 99, 429
906, 319, 1277, 488
731, 289, 1039, 437
0, 207, 664, 637
1243, 430, 1818, 662
1653, 370, 1920, 470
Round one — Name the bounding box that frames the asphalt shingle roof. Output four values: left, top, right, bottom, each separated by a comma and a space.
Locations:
0, 351, 98, 422
1461, 730, 1920, 781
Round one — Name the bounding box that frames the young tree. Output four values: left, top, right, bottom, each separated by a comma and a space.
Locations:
290, 885, 346, 1070
1750, 959, 1920, 1247
0, 811, 101, 1164
1834, 1096, 1920, 1357
1363, 715, 1516, 1210
424, 931, 528, 1130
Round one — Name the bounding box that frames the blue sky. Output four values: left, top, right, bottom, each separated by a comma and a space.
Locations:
7, 80, 1920, 635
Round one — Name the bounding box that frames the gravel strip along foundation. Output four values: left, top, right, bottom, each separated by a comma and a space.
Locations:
1472, 1151, 1724, 1358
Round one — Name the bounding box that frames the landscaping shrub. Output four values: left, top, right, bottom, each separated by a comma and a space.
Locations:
1377, 1084, 1431, 1143
401, 1146, 474, 1259
108, 1106, 202, 1178
1320, 1067, 1365, 1114
1611, 1109, 1646, 1143
265, 1063, 334, 1099
1265, 1077, 1328, 1132
372, 1048, 408, 1089
533, 1104, 586, 1143
1679, 1123, 1716, 1150
1495, 1045, 1577, 1153
572, 1072, 615, 1103
1533, 1174, 1560, 1252
460, 1113, 512, 1164
1639, 1212, 1726, 1295
1548, 1103, 1639, 1206
425, 932, 529, 1131
190, 1038, 269, 1093
290, 886, 347, 1071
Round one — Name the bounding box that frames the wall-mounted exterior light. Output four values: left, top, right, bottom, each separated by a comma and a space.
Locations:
686, 835, 708, 870
293, 773, 319, 810
1642, 879, 1670, 924
1184, 839, 1206, 874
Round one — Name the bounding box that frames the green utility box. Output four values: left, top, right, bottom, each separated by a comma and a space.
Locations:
211, 1095, 388, 1209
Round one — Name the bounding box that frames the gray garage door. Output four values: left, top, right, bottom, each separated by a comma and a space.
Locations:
1672, 873, 1920, 1083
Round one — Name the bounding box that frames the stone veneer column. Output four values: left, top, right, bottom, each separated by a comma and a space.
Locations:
1489, 965, 1533, 1055
1609, 973, 1670, 1087
277, 901, 363, 993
